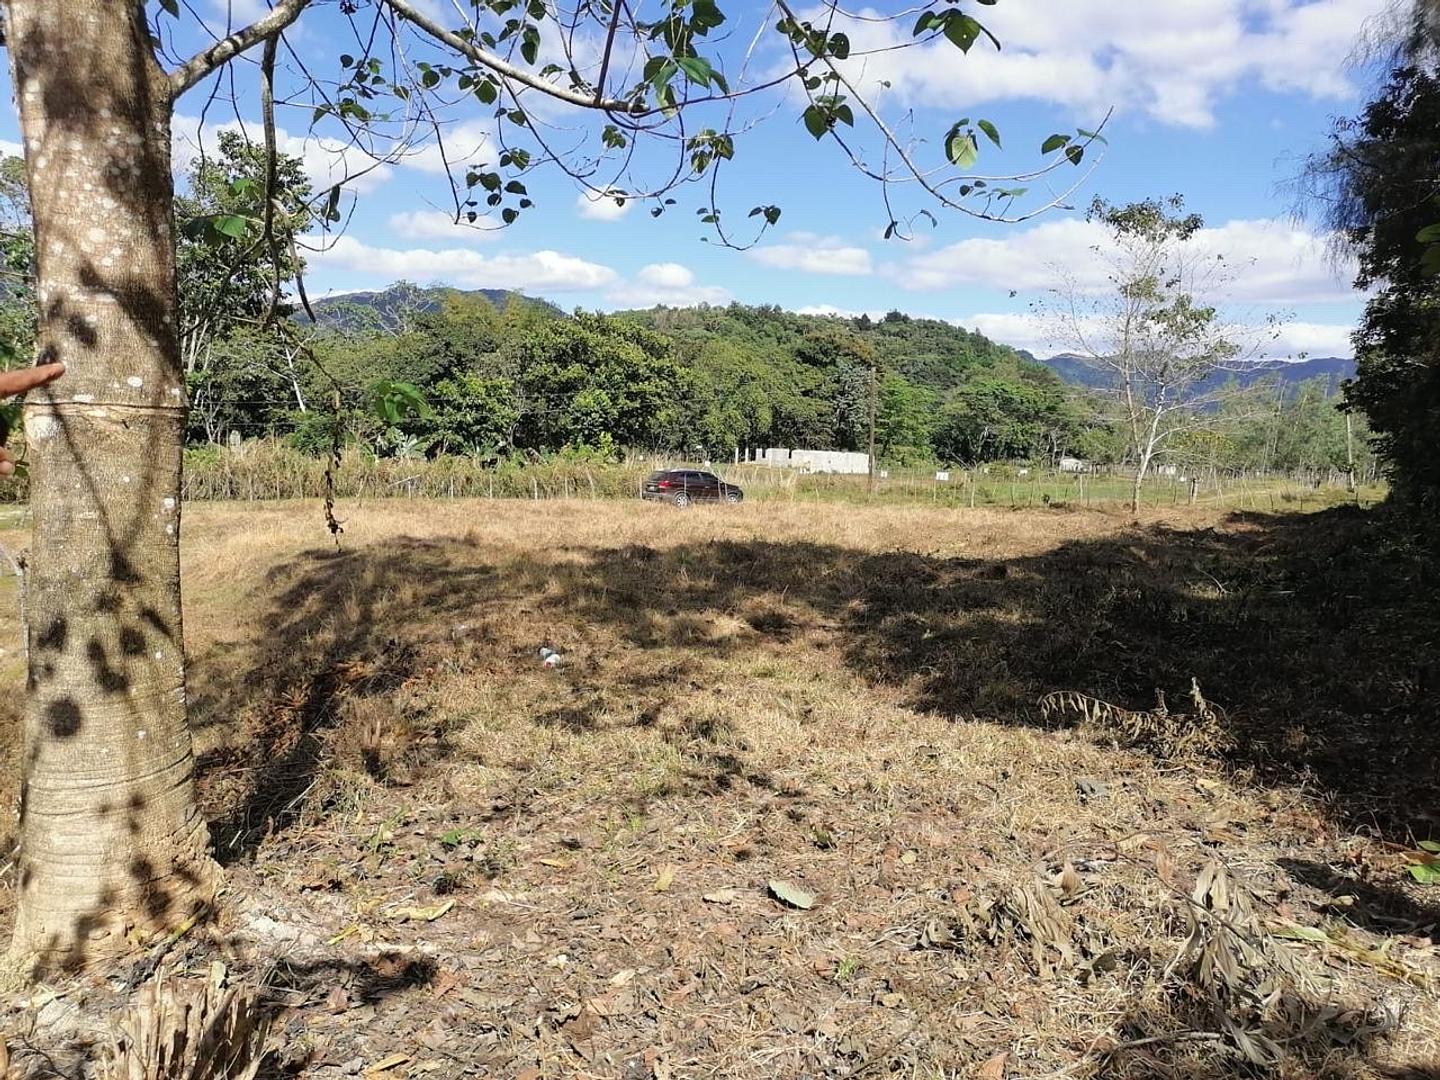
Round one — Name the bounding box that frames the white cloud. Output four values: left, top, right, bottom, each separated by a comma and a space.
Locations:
0, 140, 23, 159
398, 121, 496, 175
173, 114, 394, 195
308, 235, 618, 291
810, 0, 1391, 128
577, 188, 633, 221
889, 216, 1358, 306
749, 233, 873, 276
959, 311, 1355, 360
605, 262, 730, 307
387, 209, 503, 242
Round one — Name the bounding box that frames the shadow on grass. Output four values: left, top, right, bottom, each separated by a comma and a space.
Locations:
192, 508, 1439, 856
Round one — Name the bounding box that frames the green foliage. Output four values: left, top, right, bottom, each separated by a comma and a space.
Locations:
1310, 60, 1440, 513
931, 374, 1079, 463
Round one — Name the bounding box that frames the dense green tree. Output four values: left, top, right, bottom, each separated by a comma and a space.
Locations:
933, 376, 1076, 463
177, 130, 314, 375
1306, 13, 1440, 510
875, 373, 937, 460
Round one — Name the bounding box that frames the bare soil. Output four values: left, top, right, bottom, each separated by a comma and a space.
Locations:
1, 499, 1437, 1079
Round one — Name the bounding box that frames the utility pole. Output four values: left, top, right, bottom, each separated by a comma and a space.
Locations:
867, 362, 877, 495
1345, 410, 1357, 496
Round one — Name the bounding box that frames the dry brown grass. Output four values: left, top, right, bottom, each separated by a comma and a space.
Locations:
1, 497, 1437, 1078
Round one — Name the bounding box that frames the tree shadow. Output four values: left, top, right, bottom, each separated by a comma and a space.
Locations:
194, 507, 1439, 865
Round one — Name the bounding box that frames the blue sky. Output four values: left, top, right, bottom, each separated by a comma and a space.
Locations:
4, 0, 1394, 357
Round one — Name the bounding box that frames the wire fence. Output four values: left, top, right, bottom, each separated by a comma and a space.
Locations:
0, 440, 1383, 512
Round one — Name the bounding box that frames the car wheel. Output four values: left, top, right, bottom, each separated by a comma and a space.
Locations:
672, 491, 691, 509
725, 491, 741, 505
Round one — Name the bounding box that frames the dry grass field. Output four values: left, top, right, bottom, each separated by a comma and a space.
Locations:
0, 498, 1437, 1078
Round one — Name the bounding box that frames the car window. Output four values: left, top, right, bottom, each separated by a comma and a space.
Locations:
698, 473, 720, 483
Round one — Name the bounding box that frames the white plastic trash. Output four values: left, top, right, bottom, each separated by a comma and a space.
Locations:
538, 646, 562, 668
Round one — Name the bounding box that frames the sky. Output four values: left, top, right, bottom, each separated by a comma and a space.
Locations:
3, 0, 1401, 359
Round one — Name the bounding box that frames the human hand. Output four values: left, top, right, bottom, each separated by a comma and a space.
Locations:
0, 362, 64, 476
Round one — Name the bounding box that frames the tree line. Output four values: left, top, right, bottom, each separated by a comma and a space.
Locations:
0, 137, 1371, 485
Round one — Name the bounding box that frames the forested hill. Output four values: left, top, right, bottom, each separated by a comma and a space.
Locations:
618, 304, 1040, 395
312, 282, 559, 332
313, 285, 1041, 397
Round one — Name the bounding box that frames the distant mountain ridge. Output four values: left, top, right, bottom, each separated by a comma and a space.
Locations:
1034, 352, 1355, 393
310, 283, 558, 332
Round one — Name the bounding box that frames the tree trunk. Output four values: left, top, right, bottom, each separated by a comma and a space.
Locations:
6, 0, 212, 974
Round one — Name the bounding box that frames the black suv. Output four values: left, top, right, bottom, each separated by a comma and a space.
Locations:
641, 469, 744, 508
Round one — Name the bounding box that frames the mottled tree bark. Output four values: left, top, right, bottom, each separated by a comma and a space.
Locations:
5, 0, 212, 972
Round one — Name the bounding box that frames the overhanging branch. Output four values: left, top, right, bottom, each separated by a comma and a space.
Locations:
169, 0, 314, 99
381, 0, 636, 112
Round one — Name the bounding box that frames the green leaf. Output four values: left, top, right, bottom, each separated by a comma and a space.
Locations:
1408, 862, 1440, 885
211, 214, 250, 239
1076, 127, 1109, 144
370, 380, 430, 424
943, 13, 984, 52
945, 126, 979, 169
912, 11, 940, 36
1419, 840, 1440, 853
1065, 144, 1085, 165
802, 104, 828, 140
977, 119, 1002, 148
675, 55, 717, 88
1416, 223, 1440, 244
1042, 133, 1071, 154
768, 878, 816, 910
159, 0, 179, 15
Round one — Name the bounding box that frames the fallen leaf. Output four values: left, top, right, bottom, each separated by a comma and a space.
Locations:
1273, 923, 1330, 943
538, 856, 570, 868
1055, 861, 1082, 897
900, 850, 918, 865
609, 968, 638, 986
1117, 832, 1151, 854
977, 1050, 1009, 1079
389, 899, 455, 922
654, 865, 677, 893
327, 925, 362, 946
703, 888, 740, 904
366, 1053, 412, 1075
768, 879, 816, 910
430, 968, 466, 999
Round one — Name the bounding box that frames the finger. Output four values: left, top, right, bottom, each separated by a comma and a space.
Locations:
0, 458, 14, 477
0, 362, 65, 399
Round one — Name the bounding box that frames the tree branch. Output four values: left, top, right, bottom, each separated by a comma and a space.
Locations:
381, 0, 636, 112
169, 0, 314, 99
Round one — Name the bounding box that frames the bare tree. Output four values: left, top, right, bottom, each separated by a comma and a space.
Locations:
1037, 197, 1283, 513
